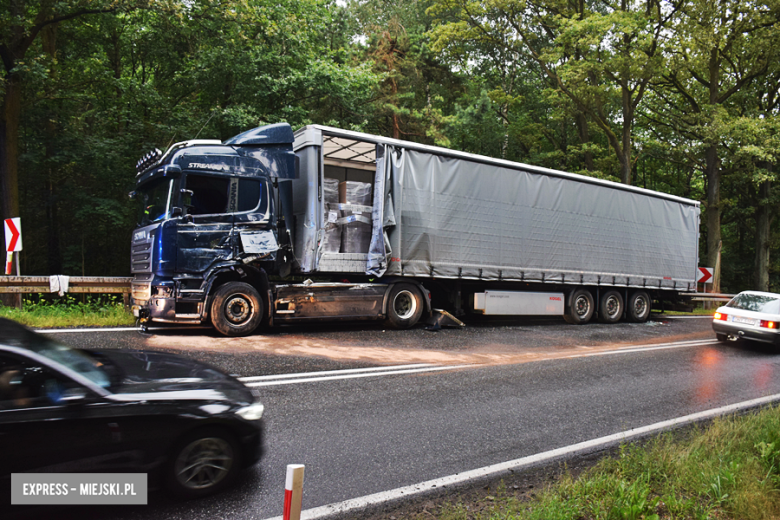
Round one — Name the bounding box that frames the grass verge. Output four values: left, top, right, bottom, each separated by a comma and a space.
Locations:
0, 294, 135, 328
656, 307, 718, 316
397, 406, 780, 520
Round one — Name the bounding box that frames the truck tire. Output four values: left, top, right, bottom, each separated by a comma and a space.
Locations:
385, 283, 424, 329
210, 282, 263, 337
598, 290, 624, 323
563, 289, 595, 324
627, 291, 651, 322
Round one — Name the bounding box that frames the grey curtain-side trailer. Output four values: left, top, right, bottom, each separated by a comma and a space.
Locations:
129, 123, 700, 336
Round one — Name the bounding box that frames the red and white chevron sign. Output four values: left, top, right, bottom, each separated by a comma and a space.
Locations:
697, 267, 713, 284
4, 218, 21, 252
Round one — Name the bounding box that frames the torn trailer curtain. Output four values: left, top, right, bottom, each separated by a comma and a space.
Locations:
293, 125, 699, 290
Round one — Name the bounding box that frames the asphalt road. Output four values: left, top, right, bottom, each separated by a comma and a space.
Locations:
17, 315, 780, 519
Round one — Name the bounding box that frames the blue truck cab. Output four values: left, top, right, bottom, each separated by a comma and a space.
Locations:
130, 123, 297, 335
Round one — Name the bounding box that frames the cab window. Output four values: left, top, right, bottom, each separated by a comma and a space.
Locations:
238, 179, 262, 212
185, 175, 230, 215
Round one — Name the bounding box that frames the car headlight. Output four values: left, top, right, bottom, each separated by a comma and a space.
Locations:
236, 401, 265, 421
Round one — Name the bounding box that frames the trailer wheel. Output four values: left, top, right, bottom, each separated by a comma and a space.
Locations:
210, 282, 263, 337
627, 291, 651, 322
386, 283, 424, 329
563, 289, 595, 324
598, 290, 624, 323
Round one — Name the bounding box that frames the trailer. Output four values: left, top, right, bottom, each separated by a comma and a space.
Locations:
129, 123, 700, 336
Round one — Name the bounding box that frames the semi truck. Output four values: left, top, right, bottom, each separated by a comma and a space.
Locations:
129, 123, 700, 336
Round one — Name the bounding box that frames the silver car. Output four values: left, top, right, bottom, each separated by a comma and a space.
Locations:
712, 291, 780, 345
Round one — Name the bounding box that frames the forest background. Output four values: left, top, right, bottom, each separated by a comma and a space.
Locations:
2, 0, 779, 294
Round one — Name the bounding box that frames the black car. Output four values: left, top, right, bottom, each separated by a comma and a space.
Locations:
0, 318, 264, 498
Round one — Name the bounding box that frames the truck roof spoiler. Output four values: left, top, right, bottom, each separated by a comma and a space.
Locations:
225, 123, 294, 146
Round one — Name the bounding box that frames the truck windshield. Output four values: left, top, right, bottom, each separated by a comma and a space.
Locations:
137, 179, 174, 226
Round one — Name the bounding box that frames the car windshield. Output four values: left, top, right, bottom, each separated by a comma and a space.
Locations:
726, 293, 780, 314
16, 332, 112, 389
137, 178, 174, 226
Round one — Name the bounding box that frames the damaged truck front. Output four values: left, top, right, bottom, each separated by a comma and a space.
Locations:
130, 124, 296, 335
130, 122, 700, 337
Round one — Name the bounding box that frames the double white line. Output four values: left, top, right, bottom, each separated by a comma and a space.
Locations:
238, 338, 718, 387
238, 363, 471, 387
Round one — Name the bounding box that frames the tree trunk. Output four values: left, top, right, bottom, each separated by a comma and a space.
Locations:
0, 72, 21, 224
575, 112, 593, 171
754, 178, 772, 291
43, 23, 62, 274
705, 144, 721, 269
621, 85, 632, 185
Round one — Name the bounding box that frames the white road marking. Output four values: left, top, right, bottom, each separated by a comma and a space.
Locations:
238, 364, 434, 382
37, 326, 209, 334
263, 393, 780, 520
564, 339, 719, 359
238, 339, 716, 386
243, 365, 473, 387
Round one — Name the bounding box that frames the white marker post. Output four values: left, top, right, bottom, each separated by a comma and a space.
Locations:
283, 464, 305, 520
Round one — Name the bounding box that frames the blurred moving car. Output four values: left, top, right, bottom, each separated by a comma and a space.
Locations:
712, 291, 780, 345
0, 318, 264, 498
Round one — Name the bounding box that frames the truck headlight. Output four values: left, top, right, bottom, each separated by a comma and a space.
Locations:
236, 402, 265, 421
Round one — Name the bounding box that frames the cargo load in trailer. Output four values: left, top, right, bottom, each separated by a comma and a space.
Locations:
129, 123, 700, 336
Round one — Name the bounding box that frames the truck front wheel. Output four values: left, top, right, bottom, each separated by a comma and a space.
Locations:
563, 289, 595, 324
210, 282, 264, 337
385, 283, 424, 329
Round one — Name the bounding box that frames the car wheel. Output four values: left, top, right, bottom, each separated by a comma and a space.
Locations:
167, 428, 241, 498
598, 290, 624, 323
627, 291, 651, 323
211, 282, 263, 337
385, 283, 424, 329
563, 289, 595, 324
716, 333, 729, 343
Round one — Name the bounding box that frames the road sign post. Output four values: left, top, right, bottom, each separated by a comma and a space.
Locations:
4, 218, 21, 276
3, 218, 22, 308
697, 267, 715, 309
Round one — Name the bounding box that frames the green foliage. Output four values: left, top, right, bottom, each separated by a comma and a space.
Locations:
0, 294, 134, 327
3, 0, 780, 292
415, 406, 780, 520
12, 0, 381, 276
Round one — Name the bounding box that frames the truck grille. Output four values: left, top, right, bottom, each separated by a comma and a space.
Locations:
131, 238, 153, 273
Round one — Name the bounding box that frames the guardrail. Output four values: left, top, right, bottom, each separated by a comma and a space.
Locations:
679, 292, 735, 302
0, 276, 132, 306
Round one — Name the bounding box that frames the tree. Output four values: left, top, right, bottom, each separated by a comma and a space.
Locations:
7, 0, 381, 276
0, 0, 136, 230
657, 0, 779, 270
430, 0, 679, 184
